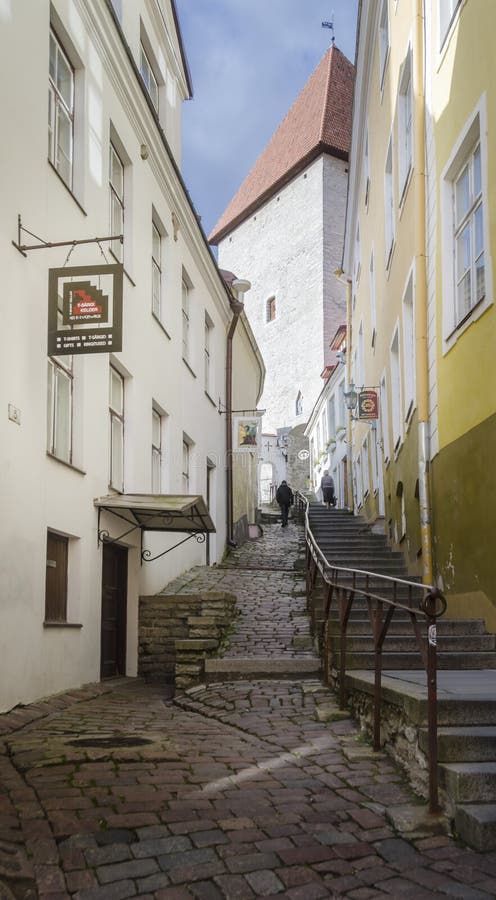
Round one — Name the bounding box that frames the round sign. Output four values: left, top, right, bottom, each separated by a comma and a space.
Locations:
298, 449, 310, 460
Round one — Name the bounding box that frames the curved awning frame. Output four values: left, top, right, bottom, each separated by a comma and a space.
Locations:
94, 494, 215, 563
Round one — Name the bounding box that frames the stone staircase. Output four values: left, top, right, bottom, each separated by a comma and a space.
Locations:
308, 504, 496, 850
308, 505, 496, 670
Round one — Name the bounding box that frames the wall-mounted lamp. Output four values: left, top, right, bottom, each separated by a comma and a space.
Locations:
344, 382, 358, 411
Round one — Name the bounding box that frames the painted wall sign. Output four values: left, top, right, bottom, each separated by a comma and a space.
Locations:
48, 264, 123, 356
233, 417, 261, 452
358, 389, 379, 420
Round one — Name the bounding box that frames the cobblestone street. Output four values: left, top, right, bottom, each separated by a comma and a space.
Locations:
3, 524, 496, 898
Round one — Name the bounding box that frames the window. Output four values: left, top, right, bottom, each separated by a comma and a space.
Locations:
454, 142, 484, 325
390, 329, 402, 451
440, 0, 463, 47
379, 0, 390, 89
398, 49, 413, 199
109, 143, 124, 261
140, 43, 159, 111
357, 322, 365, 388
402, 271, 415, 420
182, 439, 190, 493
316, 422, 322, 453
441, 105, 492, 346
45, 531, 68, 622
397, 481, 407, 540
48, 29, 74, 187
384, 137, 394, 265
109, 366, 124, 491
355, 454, 363, 508
266, 296, 276, 322
354, 225, 361, 283
364, 130, 370, 207
204, 313, 213, 396
371, 425, 379, 492
47, 354, 73, 463
370, 250, 377, 344
380, 373, 391, 462
152, 408, 162, 493
296, 391, 303, 417
152, 222, 162, 318
327, 396, 336, 439
182, 277, 190, 362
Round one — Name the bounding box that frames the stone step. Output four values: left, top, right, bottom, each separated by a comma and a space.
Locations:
454, 804, 496, 852
205, 657, 321, 682
333, 651, 496, 669
329, 618, 486, 636
419, 726, 496, 762
331, 635, 495, 653
439, 762, 496, 802
175, 639, 219, 651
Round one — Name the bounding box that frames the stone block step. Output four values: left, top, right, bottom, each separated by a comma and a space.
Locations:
331, 635, 495, 653
175, 639, 219, 651
333, 651, 496, 669
329, 618, 485, 636
439, 762, 496, 802
454, 804, 496, 852
205, 657, 321, 682
419, 726, 496, 762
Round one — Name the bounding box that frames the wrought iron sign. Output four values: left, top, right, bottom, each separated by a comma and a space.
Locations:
48, 264, 123, 356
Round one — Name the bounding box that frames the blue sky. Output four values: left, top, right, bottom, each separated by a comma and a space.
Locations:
175, 1, 359, 238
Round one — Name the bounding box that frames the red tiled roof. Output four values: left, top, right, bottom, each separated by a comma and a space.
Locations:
209, 45, 355, 244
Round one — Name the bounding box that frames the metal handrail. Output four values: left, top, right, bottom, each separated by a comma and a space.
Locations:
294, 491, 446, 813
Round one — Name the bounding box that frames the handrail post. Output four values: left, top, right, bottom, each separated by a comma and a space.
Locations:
373, 600, 383, 752
427, 610, 440, 814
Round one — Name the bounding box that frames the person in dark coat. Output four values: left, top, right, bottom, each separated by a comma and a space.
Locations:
276, 480, 294, 527
320, 470, 336, 509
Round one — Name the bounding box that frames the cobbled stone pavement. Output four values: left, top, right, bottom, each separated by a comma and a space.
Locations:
2, 525, 496, 898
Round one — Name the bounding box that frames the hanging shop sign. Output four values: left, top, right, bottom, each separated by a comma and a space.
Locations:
48, 264, 123, 356
358, 389, 379, 420
233, 416, 261, 451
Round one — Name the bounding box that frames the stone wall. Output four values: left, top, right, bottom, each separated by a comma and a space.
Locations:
138, 591, 238, 690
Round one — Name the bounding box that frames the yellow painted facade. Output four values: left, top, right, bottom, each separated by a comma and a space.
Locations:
344, 0, 496, 618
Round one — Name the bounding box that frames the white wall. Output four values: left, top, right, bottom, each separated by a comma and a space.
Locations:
0, 0, 258, 712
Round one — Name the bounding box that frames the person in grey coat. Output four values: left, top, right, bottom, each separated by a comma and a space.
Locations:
320, 470, 336, 509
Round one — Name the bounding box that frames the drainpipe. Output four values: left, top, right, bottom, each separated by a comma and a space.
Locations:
413, 0, 433, 584
226, 279, 251, 547
345, 278, 354, 514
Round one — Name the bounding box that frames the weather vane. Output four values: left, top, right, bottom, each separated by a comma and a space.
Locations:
322, 14, 335, 46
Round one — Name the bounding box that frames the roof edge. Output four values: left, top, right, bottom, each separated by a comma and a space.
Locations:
209, 141, 349, 245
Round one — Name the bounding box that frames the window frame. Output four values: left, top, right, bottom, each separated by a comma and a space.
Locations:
47, 354, 74, 463
204, 312, 214, 397
109, 142, 124, 262
402, 267, 416, 422
384, 135, 395, 268
151, 408, 162, 494
48, 28, 75, 189
152, 221, 162, 319
140, 42, 159, 111
439, 0, 463, 49
441, 99, 492, 351
109, 365, 124, 491
45, 530, 68, 623
182, 438, 190, 493
266, 296, 276, 323
182, 277, 190, 363
389, 327, 402, 453
380, 372, 391, 464
369, 248, 377, 345
398, 47, 413, 202
379, 0, 390, 91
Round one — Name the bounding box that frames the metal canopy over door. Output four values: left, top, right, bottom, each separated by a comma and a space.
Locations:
101, 543, 127, 679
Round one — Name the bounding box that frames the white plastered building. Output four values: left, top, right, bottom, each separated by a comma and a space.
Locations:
0, 0, 263, 712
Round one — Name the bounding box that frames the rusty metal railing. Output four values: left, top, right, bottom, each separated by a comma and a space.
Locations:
294, 491, 446, 814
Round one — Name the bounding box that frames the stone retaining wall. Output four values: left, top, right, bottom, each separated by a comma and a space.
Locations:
138, 591, 238, 690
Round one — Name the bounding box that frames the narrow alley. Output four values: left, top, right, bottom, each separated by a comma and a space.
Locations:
2, 524, 496, 899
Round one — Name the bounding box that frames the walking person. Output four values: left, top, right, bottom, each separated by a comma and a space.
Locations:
320, 470, 336, 509
276, 480, 294, 527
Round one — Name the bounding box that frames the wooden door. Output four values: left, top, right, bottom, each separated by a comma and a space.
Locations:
100, 543, 128, 679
